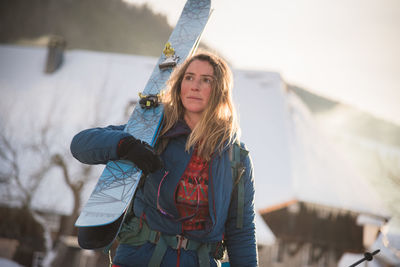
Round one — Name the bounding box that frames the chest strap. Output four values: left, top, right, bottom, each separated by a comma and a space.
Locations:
118, 217, 217, 267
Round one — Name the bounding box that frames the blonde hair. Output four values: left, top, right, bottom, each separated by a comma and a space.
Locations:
160, 52, 240, 160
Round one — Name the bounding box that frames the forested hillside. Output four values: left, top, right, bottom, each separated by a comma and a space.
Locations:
289, 85, 400, 148
0, 0, 173, 56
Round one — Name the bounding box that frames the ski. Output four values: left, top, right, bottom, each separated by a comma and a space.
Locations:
75, 0, 211, 249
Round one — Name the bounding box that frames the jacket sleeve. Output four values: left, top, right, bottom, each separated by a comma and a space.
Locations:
225, 148, 258, 266
70, 124, 130, 165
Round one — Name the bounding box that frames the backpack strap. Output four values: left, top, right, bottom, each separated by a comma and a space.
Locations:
229, 141, 248, 229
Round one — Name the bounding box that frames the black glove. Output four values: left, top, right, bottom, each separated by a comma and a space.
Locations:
117, 136, 162, 175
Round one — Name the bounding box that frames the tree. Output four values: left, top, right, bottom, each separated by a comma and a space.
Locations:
0, 116, 53, 209
0, 81, 132, 266
0, 101, 62, 266
0, 0, 172, 56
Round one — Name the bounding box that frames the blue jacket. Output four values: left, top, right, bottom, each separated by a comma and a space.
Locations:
70, 122, 258, 266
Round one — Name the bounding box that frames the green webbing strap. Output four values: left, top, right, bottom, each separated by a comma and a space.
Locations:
230, 142, 240, 183
148, 235, 212, 267
234, 142, 241, 168
198, 244, 211, 267
148, 236, 168, 267
148, 230, 160, 243
232, 142, 246, 229
236, 176, 245, 229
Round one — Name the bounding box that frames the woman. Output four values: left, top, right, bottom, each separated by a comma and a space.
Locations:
70, 52, 258, 266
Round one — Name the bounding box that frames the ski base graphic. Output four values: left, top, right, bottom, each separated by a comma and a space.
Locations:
75, 0, 211, 249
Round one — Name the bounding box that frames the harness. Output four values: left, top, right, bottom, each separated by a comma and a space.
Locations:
117, 216, 219, 267
107, 142, 248, 267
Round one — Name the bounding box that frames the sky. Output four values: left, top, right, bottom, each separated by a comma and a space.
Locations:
124, 0, 400, 126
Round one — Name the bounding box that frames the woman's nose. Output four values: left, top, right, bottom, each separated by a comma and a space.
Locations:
191, 79, 201, 90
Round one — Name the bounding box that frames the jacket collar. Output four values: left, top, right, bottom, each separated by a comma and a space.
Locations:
162, 119, 237, 154
162, 119, 192, 139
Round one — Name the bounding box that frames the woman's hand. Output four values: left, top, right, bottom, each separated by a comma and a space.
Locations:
117, 136, 163, 175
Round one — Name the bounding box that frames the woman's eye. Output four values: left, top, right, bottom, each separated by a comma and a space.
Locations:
184, 75, 193, 81
203, 78, 212, 84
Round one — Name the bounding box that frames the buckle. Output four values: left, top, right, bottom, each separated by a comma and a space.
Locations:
175, 235, 188, 250
149, 231, 161, 244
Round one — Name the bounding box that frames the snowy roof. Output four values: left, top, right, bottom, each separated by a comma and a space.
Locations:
233, 67, 389, 218
0, 44, 390, 243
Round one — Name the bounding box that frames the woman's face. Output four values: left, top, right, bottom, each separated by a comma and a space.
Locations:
180, 60, 214, 116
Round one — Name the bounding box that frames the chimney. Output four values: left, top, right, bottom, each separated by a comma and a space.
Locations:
44, 36, 66, 74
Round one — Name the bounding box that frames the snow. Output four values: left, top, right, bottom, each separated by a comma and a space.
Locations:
232, 68, 388, 217
338, 253, 381, 267
233, 70, 294, 207
0, 45, 156, 215
286, 92, 387, 216
370, 218, 400, 265
0, 258, 24, 267
254, 212, 275, 245
0, 44, 392, 245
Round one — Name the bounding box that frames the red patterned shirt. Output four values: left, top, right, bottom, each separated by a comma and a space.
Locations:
175, 147, 210, 231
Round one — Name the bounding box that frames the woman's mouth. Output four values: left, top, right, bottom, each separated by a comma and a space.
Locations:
187, 96, 202, 100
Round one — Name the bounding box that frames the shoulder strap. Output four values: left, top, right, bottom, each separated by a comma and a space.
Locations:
229, 141, 248, 229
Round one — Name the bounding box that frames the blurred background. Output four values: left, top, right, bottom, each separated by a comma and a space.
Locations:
0, 0, 399, 266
